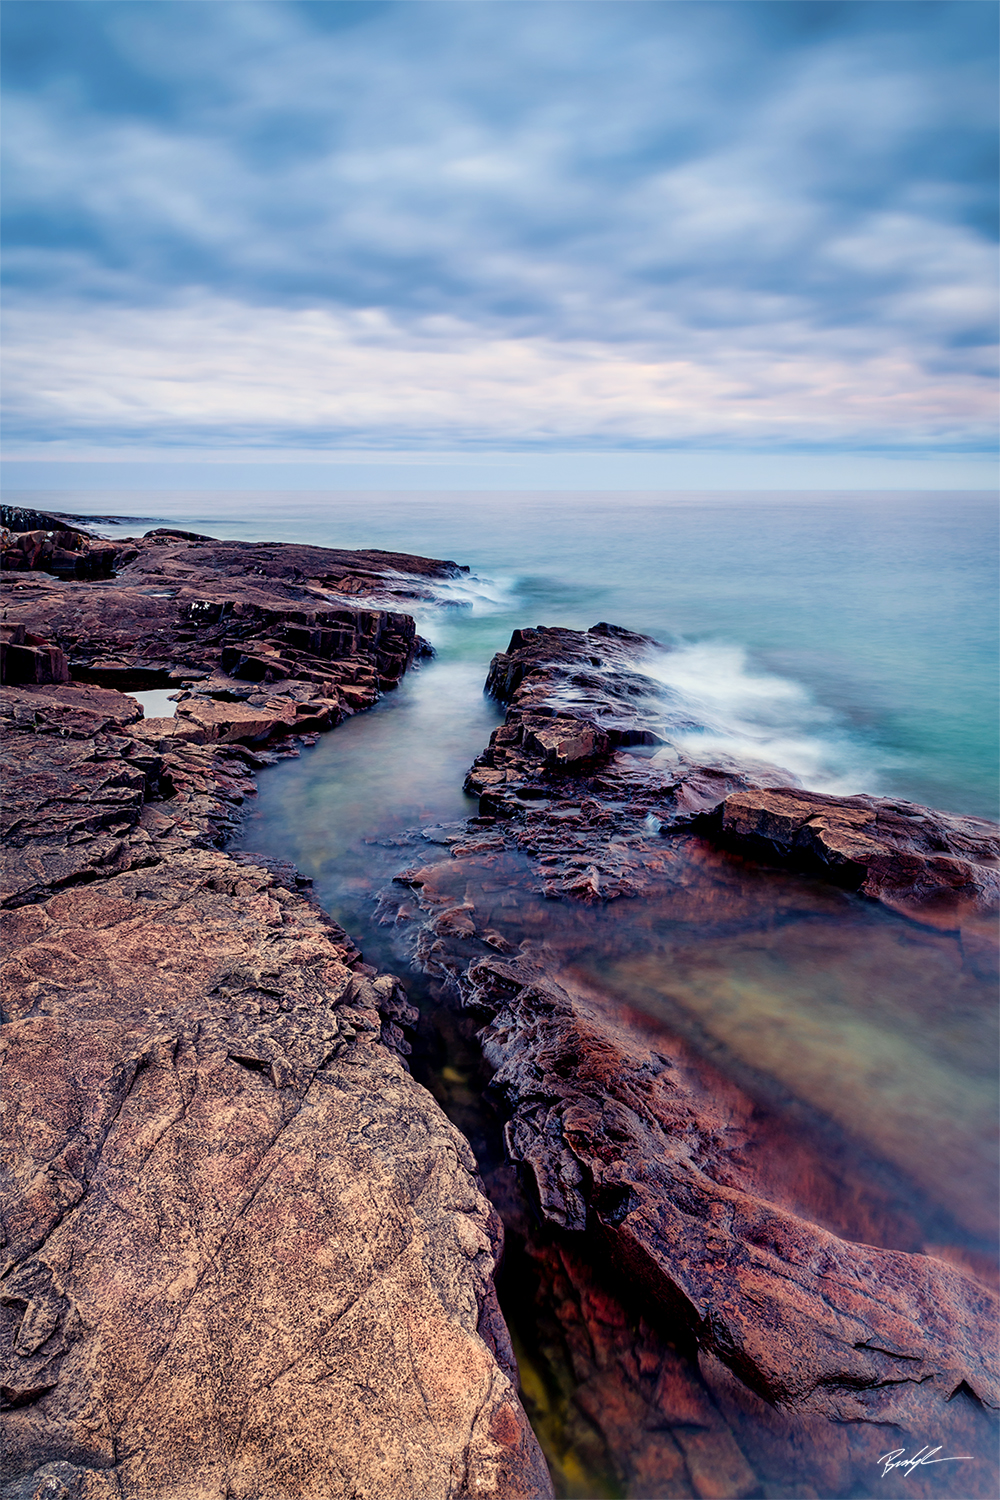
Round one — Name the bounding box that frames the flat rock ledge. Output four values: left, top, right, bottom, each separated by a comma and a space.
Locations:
0, 540, 551, 1500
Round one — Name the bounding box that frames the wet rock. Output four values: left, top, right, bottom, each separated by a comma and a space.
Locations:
473, 623, 1000, 925
702, 785, 1000, 926
1, 531, 454, 744
464, 953, 999, 1493
379, 619, 1000, 1496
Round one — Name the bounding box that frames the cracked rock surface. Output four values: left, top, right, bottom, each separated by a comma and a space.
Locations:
0, 543, 551, 1500
0, 855, 549, 1498
374, 622, 999, 1497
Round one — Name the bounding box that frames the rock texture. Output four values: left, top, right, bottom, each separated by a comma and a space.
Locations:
703, 784, 1000, 927
0, 539, 551, 1500
375, 622, 1000, 1497
0, 856, 550, 1500
469, 955, 996, 1428
0, 529, 455, 720
469, 624, 1000, 925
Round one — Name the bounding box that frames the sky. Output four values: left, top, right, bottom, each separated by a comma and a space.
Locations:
2, 0, 997, 489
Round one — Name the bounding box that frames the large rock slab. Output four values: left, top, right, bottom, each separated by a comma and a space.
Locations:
1, 529, 454, 738
0, 853, 550, 1499
703, 785, 1000, 926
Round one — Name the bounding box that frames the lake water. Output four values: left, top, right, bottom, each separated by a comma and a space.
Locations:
20, 486, 999, 1495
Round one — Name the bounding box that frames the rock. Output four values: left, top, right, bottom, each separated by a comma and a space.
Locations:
468, 954, 998, 1405
466, 952, 999, 1494
1, 603, 550, 1500
373, 619, 1000, 1496
1, 531, 471, 757
703, 785, 1000, 926
1, 542, 553, 1496
0, 529, 116, 581
0, 852, 551, 1499
0, 627, 70, 688
470, 623, 1000, 925
174, 697, 299, 745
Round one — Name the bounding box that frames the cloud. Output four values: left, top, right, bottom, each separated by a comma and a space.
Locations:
1, 0, 996, 451
4, 293, 992, 450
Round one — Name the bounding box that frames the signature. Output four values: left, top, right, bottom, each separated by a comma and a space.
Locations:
878, 1446, 973, 1479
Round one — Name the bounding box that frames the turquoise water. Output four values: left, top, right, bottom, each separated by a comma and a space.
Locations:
15, 488, 999, 815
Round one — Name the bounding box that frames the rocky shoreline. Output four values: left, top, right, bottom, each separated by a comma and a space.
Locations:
2, 523, 997, 1499
1, 522, 551, 1500
375, 623, 1000, 1497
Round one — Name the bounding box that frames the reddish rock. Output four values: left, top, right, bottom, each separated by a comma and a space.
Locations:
376, 619, 1000, 1496
473, 623, 1000, 925
0, 557, 551, 1496
0, 625, 70, 688
0, 854, 551, 1499
704, 785, 1000, 926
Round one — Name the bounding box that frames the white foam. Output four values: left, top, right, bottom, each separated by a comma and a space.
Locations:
636, 641, 886, 794
423, 571, 519, 616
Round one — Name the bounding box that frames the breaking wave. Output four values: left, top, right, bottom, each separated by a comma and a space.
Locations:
636, 641, 888, 795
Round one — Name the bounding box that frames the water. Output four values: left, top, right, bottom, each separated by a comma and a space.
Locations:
17, 486, 998, 816
17, 486, 998, 1493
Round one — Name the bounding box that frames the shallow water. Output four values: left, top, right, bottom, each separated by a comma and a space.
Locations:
128, 687, 180, 718
397, 839, 998, 1270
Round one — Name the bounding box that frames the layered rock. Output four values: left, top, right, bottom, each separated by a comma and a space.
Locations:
471, 624, 1000, 925
374, 622, 1000, 1496
1, 535, 443, 717
0, 547, 551, 1499
702, 784, 1000, 927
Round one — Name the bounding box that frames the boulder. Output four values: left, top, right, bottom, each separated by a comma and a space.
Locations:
707, 785, 1000, 925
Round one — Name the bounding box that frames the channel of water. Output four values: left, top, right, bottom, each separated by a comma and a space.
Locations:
226, 637, 997, 1496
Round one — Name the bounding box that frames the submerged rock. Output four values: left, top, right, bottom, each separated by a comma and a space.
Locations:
381, 620, 1000, 1497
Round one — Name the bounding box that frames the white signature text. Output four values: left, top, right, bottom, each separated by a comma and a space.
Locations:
878, 1446, 973, 1479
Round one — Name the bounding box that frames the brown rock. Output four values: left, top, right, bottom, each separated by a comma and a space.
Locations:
174, 697, 298, 744
378, 618, 1000, 1495
0, 853, 551, 1498
472, 623, 1000, 924
463, 954, 999, 1491
708, 785, 1000, 925
0, 656, 551, 1496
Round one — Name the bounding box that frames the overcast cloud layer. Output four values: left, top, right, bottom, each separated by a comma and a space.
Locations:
2, 0, 997, 455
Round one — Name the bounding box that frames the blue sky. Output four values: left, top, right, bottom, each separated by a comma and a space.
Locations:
2, 1, 997, 487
